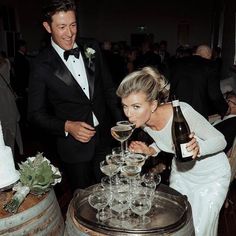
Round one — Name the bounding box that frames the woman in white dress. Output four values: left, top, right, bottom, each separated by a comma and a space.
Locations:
116, 66, 231, 236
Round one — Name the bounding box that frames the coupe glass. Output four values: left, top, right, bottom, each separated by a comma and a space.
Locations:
100, 160, 120, 177
142, 172, 161, 188
120, 165, 141, 179
100, 158, 120, 203
109, 176, 130, 220
116, 121, 136, 153
106, 153, 125, 167
134, 177, 156, 202
88, 190, 110, 221
92, 185, 113, 220
101, 175, 117, 189
112, 146, 122, 155
125, 153, 146, 168
130, 190, 152, 225
111, 125, 133, 157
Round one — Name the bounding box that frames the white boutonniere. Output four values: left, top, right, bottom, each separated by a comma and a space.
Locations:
85, 47, 96, 66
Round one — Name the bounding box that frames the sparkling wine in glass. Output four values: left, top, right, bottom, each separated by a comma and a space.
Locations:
116, 121, 136, 153
111, 125, 133, 156
125, 153, 146, 168
121, 165, 141, 179
100, 159, 120, 203
100, 160, 120, 177
106, 154, 125, 167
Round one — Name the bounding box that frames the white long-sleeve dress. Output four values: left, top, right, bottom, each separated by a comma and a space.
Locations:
144, 102, 231, 236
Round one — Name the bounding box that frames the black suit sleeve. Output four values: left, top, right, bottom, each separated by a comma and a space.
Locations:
28, 57, 66, 136
206, 62, 228, 117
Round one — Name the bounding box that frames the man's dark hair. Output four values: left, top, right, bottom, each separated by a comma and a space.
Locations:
16, 39, 27, 50
42, 0, 76, 23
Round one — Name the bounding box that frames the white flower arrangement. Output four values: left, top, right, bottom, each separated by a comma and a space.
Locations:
4, 152, 61, 213
85, 47, 96, 65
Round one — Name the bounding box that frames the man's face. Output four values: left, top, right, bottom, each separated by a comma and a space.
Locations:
43, 10, 77, 50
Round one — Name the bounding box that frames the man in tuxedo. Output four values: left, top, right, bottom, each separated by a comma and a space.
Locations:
169, 44, 229, 119
28, 0, 122, 191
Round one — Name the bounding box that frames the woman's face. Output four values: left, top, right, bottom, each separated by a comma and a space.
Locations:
121, 92, 156, 128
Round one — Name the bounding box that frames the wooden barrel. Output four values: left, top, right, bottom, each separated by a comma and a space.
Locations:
64, 202, 104, 236
64, 185, 195, 236
0, 189, 64, 236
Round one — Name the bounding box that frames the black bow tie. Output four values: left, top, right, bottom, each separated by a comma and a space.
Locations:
63, 47, 80, 61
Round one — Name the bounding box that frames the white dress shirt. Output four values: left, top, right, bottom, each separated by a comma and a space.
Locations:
51, 39, 99, 127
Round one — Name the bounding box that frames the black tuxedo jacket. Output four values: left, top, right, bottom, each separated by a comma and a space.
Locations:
169, 55, 228, 119
28, 39, 122, 163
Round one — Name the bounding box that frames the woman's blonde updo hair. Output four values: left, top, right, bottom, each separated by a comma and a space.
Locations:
116, 66, 169, 104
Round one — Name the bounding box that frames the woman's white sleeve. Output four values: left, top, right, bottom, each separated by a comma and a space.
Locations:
182, 103, 226, 156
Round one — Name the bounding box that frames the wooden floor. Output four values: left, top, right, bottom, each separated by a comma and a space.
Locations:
15, 123, 236, 235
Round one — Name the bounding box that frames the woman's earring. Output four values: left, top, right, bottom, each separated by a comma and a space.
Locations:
151, 110, 154, 113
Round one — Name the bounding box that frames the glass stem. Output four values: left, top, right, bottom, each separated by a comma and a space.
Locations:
121, 141, 124, 157
97, 209, 101, 222
125, 140, 128, 153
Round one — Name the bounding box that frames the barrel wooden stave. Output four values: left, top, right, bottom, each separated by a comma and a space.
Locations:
64, 201, 106, 236
0, 189, 64, 236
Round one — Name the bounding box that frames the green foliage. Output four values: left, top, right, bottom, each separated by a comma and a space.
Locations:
18, 152, 61, 195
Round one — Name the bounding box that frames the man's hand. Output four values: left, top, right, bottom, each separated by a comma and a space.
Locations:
65, 121, 96, 143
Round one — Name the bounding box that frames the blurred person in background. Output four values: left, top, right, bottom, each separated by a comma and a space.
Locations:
170, 44, 229, 120
0, 54, 23, 156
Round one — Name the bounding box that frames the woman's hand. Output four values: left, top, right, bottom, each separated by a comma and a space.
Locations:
186, 132, 200, 159
129, 141, 157, 156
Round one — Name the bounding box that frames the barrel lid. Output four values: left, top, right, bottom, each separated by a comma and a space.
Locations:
73, 184, 191, 235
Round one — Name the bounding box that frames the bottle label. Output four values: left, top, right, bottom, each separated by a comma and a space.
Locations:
180, 143, 193, 158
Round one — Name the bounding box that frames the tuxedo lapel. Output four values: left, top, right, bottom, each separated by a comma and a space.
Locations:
50, 45, 95, 99
54, 66, 74, 87
51, 48, 76, 87
79, 43, 95, 99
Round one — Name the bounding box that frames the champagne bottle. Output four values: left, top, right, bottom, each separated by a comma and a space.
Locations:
171, 98, 193, 162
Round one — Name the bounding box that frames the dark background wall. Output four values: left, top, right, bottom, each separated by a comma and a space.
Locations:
221, 0, 236, 77
0, 0, 235, 78
78, 0, 214, 54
